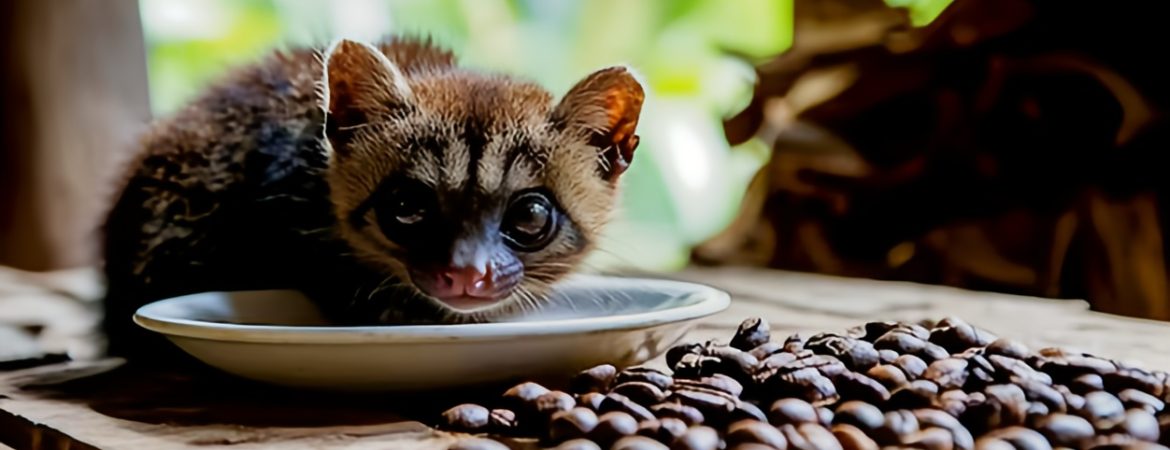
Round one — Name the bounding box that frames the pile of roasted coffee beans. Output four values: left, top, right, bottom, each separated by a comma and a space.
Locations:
439, 317, 1170, 450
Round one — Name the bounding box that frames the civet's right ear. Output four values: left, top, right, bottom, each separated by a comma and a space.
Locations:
322, 39, 413, 157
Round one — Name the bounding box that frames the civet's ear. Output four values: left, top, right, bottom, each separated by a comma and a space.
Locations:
552, 66, 645, 182
322, 39, 413, 156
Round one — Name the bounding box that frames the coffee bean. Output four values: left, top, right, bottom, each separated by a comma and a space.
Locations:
448, 437, 509, 450
670, 426, 720, 450
929, 318, 997, 354
673, 374, 743, 398
1041, 354, 1118, 384
973, 437, 1015, 450
769, 398, 818, 426
612, 382, 668, 406
1034, 413, 1095, 448
805, 333, 880, 372
731, 317, 771, 351
779, 423, 844, 450
579, 392, 606, 412
760, 354, 847, 382
915, 408, 975, 450
1072, 374, 1107, 395
833, 401, 885, 430
873, 410, 919, 446
817, 407, 834, 427
552, 439, 602, 450
1026, 402, 1050, 420
855, 322, 900, 342
833, 370, 892, 404
673, 353, 722, 380
749, 342, 787, 361
670, 389, 737, 425
650, 403, 704, 426
833, 424, 879, 450
1105, 369, 1165, 398
731, 401, 768, 423
488, 409, 517, 433
536, 391, 577, 419
636, 418, 688, 445
666, 343, 703, 368
784, 334, 807, 353
875, 329, 928, 356
571, 364, 618, 394
612, 435, 670, 450
618, 366, 675, 391
760, 367, 840, 406
895, 354, 929, 380
1120, 389, 1165, 414
878, 350, 899, 364
938, 389, 971, 416
1078, 391, 1126, 426
549, 408, 600, 443
589, 411, 639, 448
918, 343, 952, 364
1113, 409, 1160, 442
982, 426, 1053, 450
441, 403, 491, 432
502, 382, 551, 416
702, 346, 760, 383
1017, 378, 1067, 413
903, 427, 954, 450
726, 419, 789, 448
600, 393, 656, 422
924, 358, 970, 390
868, 364, 911, 390
888, 379, 940, 410
986, 338, 1031, 360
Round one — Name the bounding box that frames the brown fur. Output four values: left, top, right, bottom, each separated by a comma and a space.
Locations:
100, 35, 644, 354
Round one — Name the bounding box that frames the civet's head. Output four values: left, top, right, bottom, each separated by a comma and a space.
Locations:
320, 38, 644, 321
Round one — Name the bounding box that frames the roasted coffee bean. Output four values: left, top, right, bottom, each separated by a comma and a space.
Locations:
903, 427, 954, 450
888, 379, 940, 410
895, 354, 929, 380
441, 403, 491, 432
853, 321, 898, 342
918, 343, 952, 363
929, 317, 997, 353
817, 407, 834, 427
669, 389, 737, 424
448, 437, 510, 450
536, 391, 577, 419
1072, 373, 1106, 394
1040, 354, 1118, 384
986, 338, 1031, 360
579, 392, 606, 412
760, 367, 840, 406
589, 411, 639, 448
650, 403, 704, 426
833, 401, 885, 430
673, 353, 722, 379
784, 334, 806, 353
915, 408, 975, 450
832, 424, 879, 450
769, 398, 819, 425
1017, 378, 1067, 413
636, 418, 688, 445
612, 435, 670, 450
1112, 409, 1161, 442
725, 419, 789, 448
873, 410, 919, 446
833, 370, 892, 404
502, 382, 551, 414
673, 374, 744, 398
552, 439, 602, 450
1026, 401, 1050, 420
760, 353, 847, 382
1104, 369, 1165, 398
759, 351, 801, 374
731, 401, 768, 423
617, 366, 675, 391
879, 349, 899, 364
666, 343, 704, 369
612, 382, 668, 406
1120, 389, 1165, 414
875, 329, 928, 356
488, 409, 517, 433
749, 342, 786, 361
731, 317, 771, 351
600, 393, 656, 422
868, 364, 910, 390
805, 333, 880, 371
549, 408, 600, 443
1034, 413, 1095, 448
963, 384, 1028, 434
671, 426, 720, 450
973, 437, 1015, 450
701, 346, 760, 383
780, 423, 844, 450
924, 358, 970, 390
1078, 391, 1126, 426
981, 426, 1052, 450
571, 364, 618, 394
938, 389, 971, 417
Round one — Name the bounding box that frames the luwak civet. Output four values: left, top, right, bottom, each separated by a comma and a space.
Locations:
100, 36, 645, 357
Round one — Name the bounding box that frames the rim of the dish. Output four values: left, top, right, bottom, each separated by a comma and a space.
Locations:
133, 276, 731, 344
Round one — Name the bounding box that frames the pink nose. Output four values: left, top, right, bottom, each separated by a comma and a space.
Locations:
429, 266, 494, 299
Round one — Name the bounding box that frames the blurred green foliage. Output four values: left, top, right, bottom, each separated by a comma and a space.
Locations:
138, 0, 791, 272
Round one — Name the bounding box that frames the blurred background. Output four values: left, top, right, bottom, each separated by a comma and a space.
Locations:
2, 0, 1168, 360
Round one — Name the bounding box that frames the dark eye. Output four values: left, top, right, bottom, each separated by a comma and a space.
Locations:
374, 180, 434, 234
502, 191, 558, 251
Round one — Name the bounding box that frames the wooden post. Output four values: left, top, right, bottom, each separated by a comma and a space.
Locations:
0, 0, 152, 271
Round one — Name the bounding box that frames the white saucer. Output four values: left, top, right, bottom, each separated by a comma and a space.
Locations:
133, 274, 729, 391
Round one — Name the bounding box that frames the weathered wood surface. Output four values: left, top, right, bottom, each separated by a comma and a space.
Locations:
4, 267, 1170, 449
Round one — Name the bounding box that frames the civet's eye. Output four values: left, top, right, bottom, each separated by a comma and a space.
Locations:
501, 191, 558, 251
374, 180, 435, 234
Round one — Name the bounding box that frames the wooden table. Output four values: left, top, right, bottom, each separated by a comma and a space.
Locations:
4, 267, 1170, 449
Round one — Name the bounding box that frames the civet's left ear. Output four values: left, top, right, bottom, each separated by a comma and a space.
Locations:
552, 66, 645, 182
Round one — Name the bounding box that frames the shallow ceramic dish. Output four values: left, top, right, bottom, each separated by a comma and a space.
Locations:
134, 274, 729, 391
